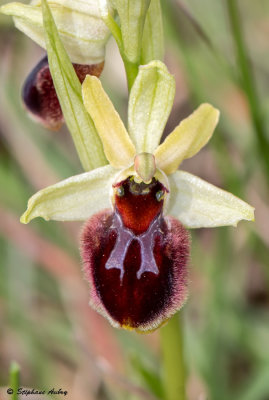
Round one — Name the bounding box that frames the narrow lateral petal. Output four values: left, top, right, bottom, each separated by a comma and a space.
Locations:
82, 75, 136, 169
154, 103, 220, 175
21, 165, 118, 223
168, 171, 254, 228
41, 0, 107, 171
128, 61, 175, 154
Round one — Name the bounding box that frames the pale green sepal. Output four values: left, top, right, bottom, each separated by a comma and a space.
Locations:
111, 0, 151, 63
0, 1, 111, 65
168, 171, 255, 228
141, 0, 164, 64
41, 0, 107, 172
154, 103, 219, 175
20, 165, 117, 223
97, 0, 113, 19
82, 75, 136, 169
128, 61, 175, 153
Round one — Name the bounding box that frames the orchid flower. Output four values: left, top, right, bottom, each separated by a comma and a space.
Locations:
0, 0, 111, 65
20, 61, 254, 332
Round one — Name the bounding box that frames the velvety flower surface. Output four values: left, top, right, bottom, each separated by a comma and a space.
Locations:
82, 186, 189, 332
20, 61, 254, 332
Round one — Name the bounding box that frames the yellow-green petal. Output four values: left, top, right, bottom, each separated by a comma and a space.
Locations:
141, 0, 164, 64
111, 0, 151, 63
21, 165, 118, 223
82, 75, 136, 169
128, 61, 175, 153
168, 171, 254, 228
154, 103, 220, 175
41, 0, 107, 171
0, 0, 110, 64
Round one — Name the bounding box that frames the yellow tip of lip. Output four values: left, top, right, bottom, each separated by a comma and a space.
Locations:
121, 324, 134, 331
121, 318, 135, 331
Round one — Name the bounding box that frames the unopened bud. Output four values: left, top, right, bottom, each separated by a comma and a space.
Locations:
22, 55, 104, 130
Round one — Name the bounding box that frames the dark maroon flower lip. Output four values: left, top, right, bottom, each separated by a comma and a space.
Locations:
81, 177, 190, 333
81, 209, 190, 333
22, 54, 104, 131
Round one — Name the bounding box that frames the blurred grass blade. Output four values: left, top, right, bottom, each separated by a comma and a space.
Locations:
131, 355, 164, 399
238, 366, 269, 400
226, 0, 269, 182
41, 0, 107, 172
141, 0, 164, 63
175, 0, 214, 51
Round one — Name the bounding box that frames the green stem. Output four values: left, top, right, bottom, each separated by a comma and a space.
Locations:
226, 0, 269, 182
160, 313, 186, 400
104, 13, 139, 91
9, 362, 20, 400
122, 59, 139, 91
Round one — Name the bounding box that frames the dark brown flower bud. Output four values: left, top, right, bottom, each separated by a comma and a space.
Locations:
22, 55, 104, 130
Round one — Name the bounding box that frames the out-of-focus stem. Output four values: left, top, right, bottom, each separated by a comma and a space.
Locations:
226, 0, 269, 182
9, 362, 20, 400
160, 313, 186, 400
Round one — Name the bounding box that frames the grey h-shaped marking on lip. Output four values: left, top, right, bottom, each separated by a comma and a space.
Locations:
105, 210, 162, 281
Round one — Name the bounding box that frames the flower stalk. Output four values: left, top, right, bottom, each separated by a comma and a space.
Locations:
100, 0, 163, 91
123, 59, 140, 92
9, 362, 20, 400
99, 6, 139, 91
160, 314, 186, 400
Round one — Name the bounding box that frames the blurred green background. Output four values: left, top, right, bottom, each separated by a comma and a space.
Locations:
0, 0, 269, 399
